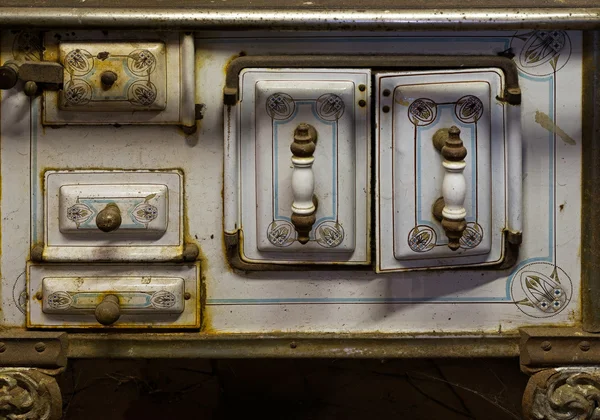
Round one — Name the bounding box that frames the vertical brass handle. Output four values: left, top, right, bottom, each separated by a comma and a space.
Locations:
432, 126, 468, 251
290, 123, 318, 245
96, 203, 122, 233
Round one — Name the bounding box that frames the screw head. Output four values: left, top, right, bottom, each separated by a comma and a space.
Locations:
541, 341, 552, 351
383, 89, 391, 97
23, 81, 38, 97
184, 292, 191, 300
382, 105, 390, 113
35, 291, 43, 301
580, 341, 591, 352
358, 99, 366, 107
34, 342, 46, 353
358, 84, 366, 92
290, 342, 297, 349
0, 343, 7, 353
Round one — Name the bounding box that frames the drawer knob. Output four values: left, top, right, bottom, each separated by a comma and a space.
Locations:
96, 202, 122, 232
94, 294, 121, 326
290, 123, 318, 244
432, 126, 468, 251
100, 71, 118, 88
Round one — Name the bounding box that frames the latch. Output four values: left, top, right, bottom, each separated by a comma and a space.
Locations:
0, 60, 63, 96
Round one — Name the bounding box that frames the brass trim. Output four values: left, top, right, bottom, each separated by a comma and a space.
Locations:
66, 331, 519, 359
0, 8, 598, 30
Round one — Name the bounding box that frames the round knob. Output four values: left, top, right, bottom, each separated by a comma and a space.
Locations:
0, 65, 18, 90
96, 203, 122, 232
95, 295, 120, 326
100, 71, 118, 88
23, 81, 38, 97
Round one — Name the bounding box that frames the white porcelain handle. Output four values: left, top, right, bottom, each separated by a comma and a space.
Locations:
290, 123, 318, 244
432, 126, 467, 251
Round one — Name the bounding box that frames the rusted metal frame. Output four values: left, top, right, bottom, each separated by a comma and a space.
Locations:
226, 229, 518, 271
223, 54, 521, 106
66, 332, 519, 359
582, 31, 600, 333
0, 332, 67, 368
0, 8, 599, 30
520, 328, 600, 370
224, 231, 370, 271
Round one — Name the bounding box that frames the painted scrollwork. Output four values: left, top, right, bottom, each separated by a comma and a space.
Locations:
0, 369, 62, 420
316, 93, 345, 121
524, 368, 600, 420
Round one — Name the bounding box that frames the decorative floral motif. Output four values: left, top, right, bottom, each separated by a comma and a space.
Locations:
459, 222, 484, 249
407, 225, 437, 252
132, 203, 159, 225
266, 93, 295, 120
511, 262, 572, 318
408, 98, 437, 126
63, 80, 93, 106
267, 221, 295, 247
510, 30, 572, 76
46, 291, 73, 310
315, 221, 344, 248
12, 31, 43, 61
64, 49, 94, 75
316, 94, 345, 121
128, 81, 158, 106
150, 290, 177, 309
127, 49, 157, 76
66, 203, 93, 225
455, 95, 484, 123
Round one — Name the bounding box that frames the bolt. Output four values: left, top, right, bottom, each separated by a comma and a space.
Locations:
383, 89, 391, 97
34, 342, 46, 353
580, 341, 591, 352
0, 343, 6, 353
23, 81, 38, 97
382, 105, 390, 113
358, 84, 366, 92
290, 342, 297, 349
358, 99, 366, 107
541, 341, 552, 351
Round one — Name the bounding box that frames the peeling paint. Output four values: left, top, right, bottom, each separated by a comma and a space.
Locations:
535, 110, 576, 145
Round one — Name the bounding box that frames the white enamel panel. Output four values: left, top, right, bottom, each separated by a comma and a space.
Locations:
376, 69, 512, 272
57, 41, 167, 112
0, 30, 581, 335
58, 184, 168, 235
228, 68, 370, 264
42, 276, 184, 314
43, 31, 195, 126
45, 170, 182, 261
28, 263, 199, 328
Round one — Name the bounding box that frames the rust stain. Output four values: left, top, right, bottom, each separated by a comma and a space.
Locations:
394, 89, 409, 106
535, 110, 576, 145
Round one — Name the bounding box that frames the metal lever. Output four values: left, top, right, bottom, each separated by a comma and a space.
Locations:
290, 123, 318, 245
96, 203, 122, 233
95, 295, 121, 326
432, 126, 467, 251
0, 59, 63, 96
